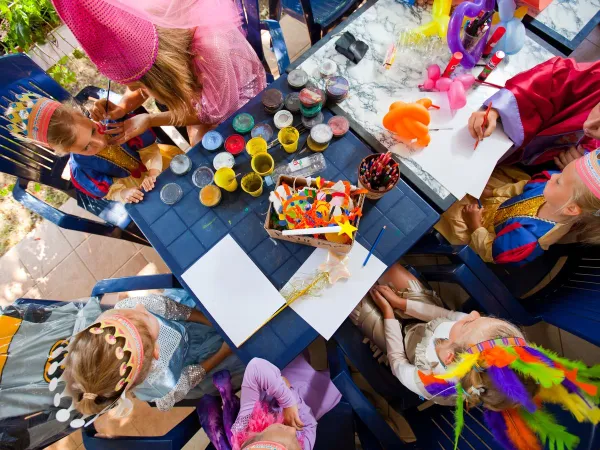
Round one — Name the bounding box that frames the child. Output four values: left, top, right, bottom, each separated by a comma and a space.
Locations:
434, 150, 600, 265
52, 0, 267, 145
4, 92, 181, 203
197, 356, 342, 450
352, 264, 600, 449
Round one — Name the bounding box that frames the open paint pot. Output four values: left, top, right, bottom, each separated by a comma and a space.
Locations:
192, 166, 214, 189
326, 76, 349, 103
251, 152, 275, 176
232, 113, 255, 134
246, 137, 268, 157
278, 126, 300, 154
328, 116, 350, 137
200, 184, 222, 207
274, 109, 293, 129
284, 92, 301, 113
170, 154, 192, 175
301, 111, 324, 129
241, 172, 264, 197
307, 124, 333, 152
225, 134, 245, 155
213, 152, 235, 170
288, 68, 309, 90
319, 59, 337, 77
299, 86, 325, 108
251, 123, 274, 141
202, 130, 224, 152
160, 183, 183, 205
214, 167, 238, 192
262, 88, 284, 114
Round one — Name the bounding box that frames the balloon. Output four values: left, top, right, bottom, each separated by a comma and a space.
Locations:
447, 0, 495, 69
422, 79, 435, 90
435, 77, 453, 91
455, 73, 476, 89
410, 0, 452, 38
448, 81, 466, 110
494, 0, 527, 55
428, 64, 441, 81
383, 99, 435, 147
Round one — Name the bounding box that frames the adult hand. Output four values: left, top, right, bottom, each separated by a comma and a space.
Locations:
373, 285, 405, 311
468, 108, 499, 141
283, 404, 304, 430
369, 287, 394, 319
122, 187, 144, 203
463, 203, 483, 232
554, 145, 586, 170
89, 97, 127, 122
141, 169, 160, 192
106, 114, 152, 145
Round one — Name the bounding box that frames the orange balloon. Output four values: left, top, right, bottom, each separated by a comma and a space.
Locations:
382, 98, 434, 147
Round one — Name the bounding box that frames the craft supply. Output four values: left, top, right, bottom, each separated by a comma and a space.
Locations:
262, 88, 284, 114
326, 76, 350, 103
288, 69, 309, 90
278, 126, 300, 154
302, 112, 324, 129
477, 199, 483, 209
474, 102, 493, 150
251, 123, 274, 141
482, 26, 505, 57
246, 136, 268, 156
103, 79, 111, 126
328, 116, 350, 137
299, 102, 323, 118
199, 184, 222, 207
284, 92, 301, 113
241, 172, 264, 197
265, 153, 327, 186
442, 52, 463, 77
335, 31, 369, 63
170, 153, 192, 175
224, 134, 246, 155
382, 98, 436, 147
363, 226, 386, 266
213, 152, 235, 170
202, 130, 224, 152
309, 124, 333, 151
251, 152, 274, 176
160, 183, 183, 205
319, 59, 337, 77
282, 226, 342, 236
495, 3, 527, 55
478, 51, 505, 81
382, 43, 397, 70
306, 136, 328, 152
232, 113, 254, 134
357, 153, 400, 199
214, 167, 238, 192
192, 166, 214, 188
447, 0, 493, 68
299, 86, 325, 108
274, 109, 294, 129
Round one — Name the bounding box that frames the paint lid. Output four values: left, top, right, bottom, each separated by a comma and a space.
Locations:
170, 154, 192, 175
224, 134, 246, 155
284, 92, 301, 112
328, 116, 350, 137
310, 124, 333, 144
192, 166, 215, 188
251, 123, 274, 141
299, 86, 325, 107
326, 76, 349, 101
274, 109, 294, 129
262, 88, 284, 109
319, 59, 337, 77
299, 102, 323, 118
232, 113, 255, 134
213, 152, 235, 170
160, 183, 183, 205
301, 111, 324, 129
288, 68, 309, 89
202, 130, 224, 151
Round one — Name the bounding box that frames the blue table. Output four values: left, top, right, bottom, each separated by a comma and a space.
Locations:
126, 75, 439, 369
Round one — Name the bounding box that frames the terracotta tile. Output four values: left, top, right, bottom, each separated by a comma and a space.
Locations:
261, 30, 281, 78
17, 221, 72, 281
58, 200, 93, 249
112, 253, 152, 278
571, 39, 600, 63
69, 430, 83, 447
23, 285, 43, 300
308, 337, 328, 371
99, 292, 121, 306
560, 329, 600, 366
37, 253, 97, 301
94, 397, 143, 437
0, 247, 34, 306
523, 321, 563, 355
75, 235, 137, 280
134, 243, 147, 251
43, 434, 78, 450
280, 15, 311, 61
182, 429, 211, 450
587, 25, 600, 47
140, 246, 171, 274
132, 406, 195, 436
59, 198, 102, 221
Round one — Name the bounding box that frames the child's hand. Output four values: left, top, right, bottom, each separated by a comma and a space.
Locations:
463, 203, 483, 232
554, 145, 585, 170
141, 169, 160, 192
369, 287, 394, 319
283, 404, 304, 430
122, 187, 144, 203
373, 285, 405, 311
468, 108, 499, 140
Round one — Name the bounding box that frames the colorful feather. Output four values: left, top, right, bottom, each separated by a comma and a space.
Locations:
453, 383, 464, 450
435, 352, 479, 380
537, 384, 600, 424
502, 408, 542, 450
520, 407, 580, 450
418, 371, 456, 398
509, 358, 564, 388
529, 345, 587, 372
523, 346, 555, 366
482, 346, 517, 368
488, 365, 536, 413
483, 410, 516, 450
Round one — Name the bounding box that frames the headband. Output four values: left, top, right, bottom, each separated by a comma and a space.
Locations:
575, 149, 600, 200
4, 92, 61, 146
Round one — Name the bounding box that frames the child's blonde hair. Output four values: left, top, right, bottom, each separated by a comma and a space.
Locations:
63, 316, 155, 415
46, 104, 83, 156
568, 176, 600, 245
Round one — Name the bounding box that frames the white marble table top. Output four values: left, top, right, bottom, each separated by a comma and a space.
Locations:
528, 0, 600, 43
298, 0, 556, 202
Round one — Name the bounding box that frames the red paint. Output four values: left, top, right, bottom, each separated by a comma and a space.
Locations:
225, 134, 246, 155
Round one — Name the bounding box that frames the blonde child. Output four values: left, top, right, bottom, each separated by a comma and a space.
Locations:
352, 264, 600, 449
5, 93, 181, 203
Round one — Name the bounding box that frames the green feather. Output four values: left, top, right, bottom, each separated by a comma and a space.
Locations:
578, 364, 600, 380
530, 344, 587, 371
454, 384, 464, 450
509, 359, 564, 388
519, 408, 580, 450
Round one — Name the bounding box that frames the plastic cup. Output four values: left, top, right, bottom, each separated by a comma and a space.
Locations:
278, 127, 300, 154
200, 184, 222, 207
251, 152, 274, 176
214, 167, 238, 192
246, 137, 268, 157
241, 173, 264, 197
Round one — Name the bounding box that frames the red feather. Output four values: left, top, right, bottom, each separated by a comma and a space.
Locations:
502, 409, 542, 450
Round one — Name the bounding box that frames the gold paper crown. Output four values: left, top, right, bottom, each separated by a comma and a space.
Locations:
3, 92, 61, 145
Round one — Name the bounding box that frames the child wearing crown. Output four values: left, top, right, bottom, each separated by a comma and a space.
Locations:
4, 93, 182, 203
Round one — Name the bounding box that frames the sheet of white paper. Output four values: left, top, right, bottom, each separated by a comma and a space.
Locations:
182, 235, 285, 347
377, 91, 456, 130
289, 243, 387, 340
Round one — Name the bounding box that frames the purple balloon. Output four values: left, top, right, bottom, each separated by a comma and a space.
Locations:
447, 0, 495, 69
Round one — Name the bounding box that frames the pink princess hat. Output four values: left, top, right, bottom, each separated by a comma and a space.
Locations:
576, 149, 600, 200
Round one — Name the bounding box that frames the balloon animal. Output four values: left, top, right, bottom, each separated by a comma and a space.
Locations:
410, 0, 452, 38
447, 0, 495, 68
493, 0, 527, 55
383, 98, 439, 147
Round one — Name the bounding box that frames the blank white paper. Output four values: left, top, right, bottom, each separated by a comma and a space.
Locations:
289, 243, 387, 340
182, 235, 285, 347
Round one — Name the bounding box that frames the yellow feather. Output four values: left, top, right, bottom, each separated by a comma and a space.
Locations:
538, 385, 600, 424
435, 352, 479, 380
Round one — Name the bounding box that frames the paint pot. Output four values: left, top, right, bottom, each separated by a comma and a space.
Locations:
160, 183, 183, 205
328, 116, 350, 137
288, 68, 309, 90
262, 88, 284, 114
306, 136, 328, 152
214, 167, 238, 192
224, 134, 246, 155
241, 172, 264, 197
299, 86, 325, 108
251, 123, 274, 141
274, 109, 294, 129
278, 126, 300, 154
310, 124, 333, 146
202, 130, 224, 152
213, 152, 235, 170
299, 102, 322, 118
319, 59, 337, 77
251, 152, 275, 176
232, 113, 255, 134
284, 92, 301, 113
301, 111, 324, 129
326, 76, 349, 103
246, 137, 268, 157
170, 154, 192, 175
192, 166, 215, 189
200, 184, 222, 207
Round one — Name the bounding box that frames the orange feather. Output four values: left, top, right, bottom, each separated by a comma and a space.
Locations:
482, 347, 517, 367
502, 409, 542, 450
514, 347, 544, 364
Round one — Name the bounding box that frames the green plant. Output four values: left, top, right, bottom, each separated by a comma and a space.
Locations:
48, 56, 77, 87
0, 0, 61, 53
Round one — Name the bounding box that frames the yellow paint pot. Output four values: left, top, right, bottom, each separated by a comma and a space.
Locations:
246, 137, 268, 157
278, 127, 300, 153
214, 167, 238, 192
251, 152, 274, 176
199, 184, 222, 207
241, 173, 264, 197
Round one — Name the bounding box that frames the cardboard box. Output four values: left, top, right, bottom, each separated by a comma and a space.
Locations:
264, 175, 365, 254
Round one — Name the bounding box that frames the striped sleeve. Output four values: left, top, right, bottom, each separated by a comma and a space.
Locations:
492, 221, 544, 266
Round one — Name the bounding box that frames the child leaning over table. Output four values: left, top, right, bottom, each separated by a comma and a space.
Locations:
4, 92, 182, 204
